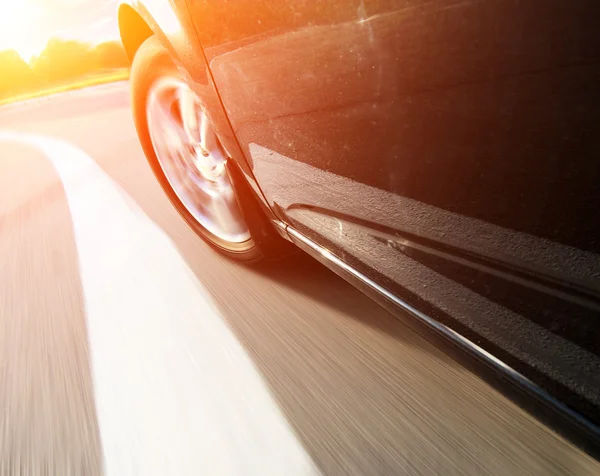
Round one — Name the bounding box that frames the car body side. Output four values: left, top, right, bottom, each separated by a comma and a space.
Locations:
118, 0, 600, 438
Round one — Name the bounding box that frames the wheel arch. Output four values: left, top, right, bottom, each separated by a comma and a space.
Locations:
118, 3, 154, 64
225, 158, 295, 259
121, 4, 291, 259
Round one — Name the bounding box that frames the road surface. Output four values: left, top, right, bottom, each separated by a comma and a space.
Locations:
0, 83, 598, 475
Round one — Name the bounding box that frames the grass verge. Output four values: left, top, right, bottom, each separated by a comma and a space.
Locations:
0, 69, 130, 107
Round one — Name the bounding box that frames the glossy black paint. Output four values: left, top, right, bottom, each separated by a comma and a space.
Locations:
124, 0, 600, 433
185, 0, 600, 424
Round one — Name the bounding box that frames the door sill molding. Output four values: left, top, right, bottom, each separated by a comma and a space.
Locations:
284, 224, 600, 459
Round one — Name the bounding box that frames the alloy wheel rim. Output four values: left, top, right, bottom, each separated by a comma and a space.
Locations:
146, 77, 250, 244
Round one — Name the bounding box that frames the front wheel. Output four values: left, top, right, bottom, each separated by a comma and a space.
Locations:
130, 36, 263, 261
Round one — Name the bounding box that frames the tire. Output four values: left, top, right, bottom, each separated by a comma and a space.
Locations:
130, 36, 265, 262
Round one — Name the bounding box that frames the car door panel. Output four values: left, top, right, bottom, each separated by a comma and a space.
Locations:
187, 0, 600, 424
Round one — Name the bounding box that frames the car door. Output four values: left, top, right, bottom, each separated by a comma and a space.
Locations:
188, 0, 600, 427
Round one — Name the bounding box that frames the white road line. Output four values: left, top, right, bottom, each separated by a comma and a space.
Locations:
0, 131, 321, 476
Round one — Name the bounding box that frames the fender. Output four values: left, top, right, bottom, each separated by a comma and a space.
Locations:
117, 0, 279, 227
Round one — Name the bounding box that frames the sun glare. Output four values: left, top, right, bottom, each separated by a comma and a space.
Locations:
0, 1, 46, 62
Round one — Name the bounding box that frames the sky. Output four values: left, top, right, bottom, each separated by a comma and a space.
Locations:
0, 0, 121, 62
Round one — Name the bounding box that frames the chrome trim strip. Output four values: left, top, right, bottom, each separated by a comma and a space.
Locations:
286, 225, 600, 441
271, 219, 289, 240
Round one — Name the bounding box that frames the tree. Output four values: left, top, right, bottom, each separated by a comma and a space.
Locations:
0, 50, 36, 98
31, 39, 95, 84
1, 38, 130, 100
93, 41, 128, 70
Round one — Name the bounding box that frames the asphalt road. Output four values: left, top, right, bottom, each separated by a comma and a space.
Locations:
0, 82, 598, 475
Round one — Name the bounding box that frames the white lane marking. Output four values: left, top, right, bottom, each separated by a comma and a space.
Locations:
0, 132, 321, 476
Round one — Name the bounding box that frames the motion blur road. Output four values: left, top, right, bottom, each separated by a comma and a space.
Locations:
0, 82, 598, 475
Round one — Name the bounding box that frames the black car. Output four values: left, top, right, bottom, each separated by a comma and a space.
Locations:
117, 0, 600, 451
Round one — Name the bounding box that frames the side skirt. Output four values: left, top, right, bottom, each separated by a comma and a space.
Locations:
281, 223, 600, 461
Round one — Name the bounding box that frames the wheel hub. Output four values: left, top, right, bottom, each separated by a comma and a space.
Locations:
146, 77, 250, 244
